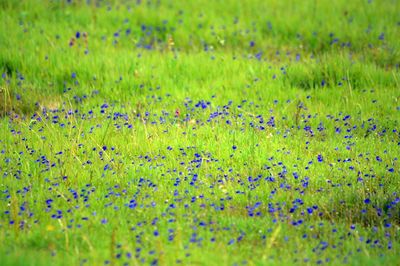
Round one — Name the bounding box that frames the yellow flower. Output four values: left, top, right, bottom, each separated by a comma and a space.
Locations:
167, 36, 175, 49
46, 225, 55, 231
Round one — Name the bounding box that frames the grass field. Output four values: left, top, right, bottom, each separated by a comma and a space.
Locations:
0, 0, 399, 265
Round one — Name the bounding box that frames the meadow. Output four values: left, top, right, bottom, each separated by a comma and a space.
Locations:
0, 0, 399, 265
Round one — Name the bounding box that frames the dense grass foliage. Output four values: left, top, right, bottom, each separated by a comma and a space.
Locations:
0, 0, 399, 265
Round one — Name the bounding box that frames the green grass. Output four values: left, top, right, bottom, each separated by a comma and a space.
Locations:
0, 0, 399, 265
